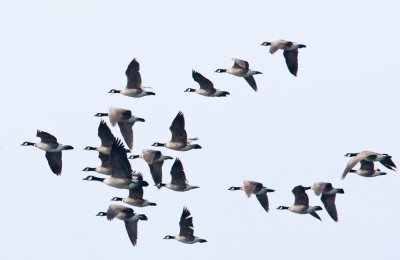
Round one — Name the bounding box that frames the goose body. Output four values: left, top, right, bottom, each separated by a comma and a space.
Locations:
185, 70, 230, 97
97, 204, 147, 246
277, 185, 322, 221
261, 39, 306, 76
152, 111, 201, 152
21, 130, 73, 175
164, 207, 206, 244
159, 158, 199, 192
228, 180, 274, 212
342, 151, 393, 179
215, 58, 261, 91
108, 58, 155, 98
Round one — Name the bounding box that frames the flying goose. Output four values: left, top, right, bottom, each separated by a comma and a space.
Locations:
129, 149, 173, 187
164, 207, 207, 244
312, 182, 344, 222
96, 204, 147, 246
228, 180, 275, 212
185, 70, 230, 97
21, 130, 73, 175
344, 151, 396, 171
111, 173, 157, 207
261, 39, 306, 76
84, 120, 130, 154
159, 158, 199, 191
108, 58, 155, 98
94, 108, 145, 150
342, 160, 387, 179
277, 185, 323, 221
152, 111, 201, 151
82, 152, 112, 175
215, 58, 262, 92
83, 138, 148, 189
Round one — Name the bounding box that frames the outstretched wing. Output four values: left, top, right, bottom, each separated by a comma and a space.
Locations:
125, 58, 142, 89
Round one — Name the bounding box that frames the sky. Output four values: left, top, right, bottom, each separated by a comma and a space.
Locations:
1, 0, 399, 259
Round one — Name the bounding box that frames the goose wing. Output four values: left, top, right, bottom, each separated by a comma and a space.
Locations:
149, 162, 163, 186
321, 194, 338, 222
169, 111, 187, 143
170, 158, 187, 186
118, 122, 134, 150
128, 186, 144, 199
192, 70, 216, 93
141, 149, 161, 164
244, 76, 258, 91
108, 108, 132, 126
342, 152, 376, 179
243, 180, 262, 197
37, 130, 58, 146
45, 152, 62, 175
179, 207, 194, 237
125, 220, 139, 246
106, 204, 134, 221
312, 182, 329, 196
110, 138, 132, 179
269, 39, 292, 54
292, 185, 309, 206
232, 58, 249, 70
256, 193, 270, 212
98, 152, 111, 168
125, 58, 142, 89
283, 50, 299, 76
98, 120, 114, 147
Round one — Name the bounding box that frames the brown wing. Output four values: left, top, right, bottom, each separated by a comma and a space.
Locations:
179, 207, 194, 237
359, 160, 375, 171
37, 130, 58, 145
312, 182, 329, 196
128, 186, 144, 200
342, 152, 374, 179
125, 220, 139, 246
125, 58, 142, 89
244, 76, 258, 92
170, 158, 187, 186
98, 120, 114, 147
118, 122, 134, 150
243, 180, 262, 197
283, 50, 299, 76
45, 152, 62, 175
269, 40, 291, 54
256, 193, 270, 212
169, 111, 187, 143
98, 152, 111, 168
192, 70, 215, 92
232, 58, 249, 69
141, 149, 161, 164
321, 194, 338, 222
292, 185, 309, 206
149, 162, 163, 186
108, 108, 132, 126
106, 204, 134, 221
110, 138, 132, 179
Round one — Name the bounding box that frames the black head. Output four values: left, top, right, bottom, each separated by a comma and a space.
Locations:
108, 89, 121, 93
261, 42, 271, 46
84, 146, 96, 151
94, 113, 108, 117
151, 142, 165, 147
164, 156, 174, 160
163, 235, 175, 240
21, 141, 34, 146
184, 88, 196, 93
129, 155, 140, 159
82, 167, 95, 172
96, 212, 107, 216
111, 197, 123, 201
157, 183, 166, 189
215, 69, 227, 73
228, 186, 241, 191
277, 206, 289, 210
83, 175, 97, 181
345, 153, 358, 157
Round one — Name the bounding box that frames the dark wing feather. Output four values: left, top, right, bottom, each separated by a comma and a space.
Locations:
170, 158, 187, 186
45, 152, 62, 175
128, 186, 144, 199
381, 157, 397, 170
118, 122, 134, 150
192, 70, 215, 92
110, 138, 132, 179
309, 211, 321, 221
232, 58, 249, 69
107, 204, 134, 220
98, 120, 114, 147
98, 152, 111, 168
283, 50, 299, 76
125, 58, 142, 89
125, 220, 139, 246
243, 180, 262, 197
244, 76, 258, 92
149, 162, 163, 186
292, 186, 309, 206
321, 194, 338, 222
179, 207, 194, 237
256, 193, 270, 212
169, 111, 187, 143
37, 130, 58, 144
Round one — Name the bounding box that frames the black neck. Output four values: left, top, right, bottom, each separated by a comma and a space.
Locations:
21, 142, 35, 146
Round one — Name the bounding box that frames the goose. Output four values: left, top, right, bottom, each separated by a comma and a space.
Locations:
185, 70, 230, 97
159, 158, 199, 192
94, 108, 145, 150
82, 152, 112, 175
215, 58, 262, 92
21, 130, 73, 175
344, 151, 396, 171
277, 185, 323, 221
312, 182, 344, 222
96, 204, 147, 246
228, 180, 275, 212
152, 111, 201, 151
164, 207, 207, 244
84, 120, 130, 154
83, 138, 148, 189
342, 160, 387, 179
261, 39, 306, 76
129, 149, 173, 187
108, 58, 155, 98
111, 173, 157, 207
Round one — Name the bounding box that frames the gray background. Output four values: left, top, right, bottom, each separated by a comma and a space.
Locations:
1, 0, 399, 259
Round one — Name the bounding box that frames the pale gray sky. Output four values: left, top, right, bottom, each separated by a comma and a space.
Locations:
1, 0, 399, 259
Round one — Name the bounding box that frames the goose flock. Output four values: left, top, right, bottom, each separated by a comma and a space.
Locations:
20, 39, 397, 247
